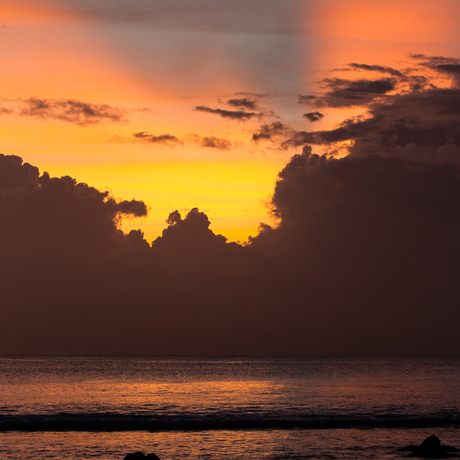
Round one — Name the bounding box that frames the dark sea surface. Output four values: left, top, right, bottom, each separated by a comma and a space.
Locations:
0, 356, 458, 459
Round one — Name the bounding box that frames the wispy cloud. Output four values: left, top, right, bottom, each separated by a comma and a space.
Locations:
132, 131, 182, 145
226, 97, 258, 111
195, 105, 260, 121
200, 136, 232, 151
20, 97, 127, 125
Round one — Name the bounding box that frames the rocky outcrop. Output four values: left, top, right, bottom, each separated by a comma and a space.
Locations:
401, 435, 459, 458
123, 452, 161, 460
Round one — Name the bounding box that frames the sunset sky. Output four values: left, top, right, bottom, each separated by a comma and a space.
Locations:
2, 0, 458, 242
1, 0, 460, 355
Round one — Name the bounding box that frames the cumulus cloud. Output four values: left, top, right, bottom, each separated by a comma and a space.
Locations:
249, 147, 460, 353
0, 154, 260, 354
2, 54, 460, 356
132, 131, 182, 145
153, 208, 227, 251
195, 105, 260, 121
19, 97, 126, 125
0, 154, 147, 255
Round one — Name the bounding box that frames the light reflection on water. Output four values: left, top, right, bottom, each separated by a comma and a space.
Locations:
0, 427, 459, 459
1, 356, 459, 418
0, 356, 459, 457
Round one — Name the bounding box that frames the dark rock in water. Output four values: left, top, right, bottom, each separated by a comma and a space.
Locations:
401, 435, 459, 458
124, 453, 145, 460
124, 452, 161, 460
124, 453, 146, 460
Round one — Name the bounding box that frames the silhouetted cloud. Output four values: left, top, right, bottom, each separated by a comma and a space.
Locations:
303, 112, 324, 122
251, 121, 292, 143
2, 55, 460, 356
226, 98, 258, 110
200, 136, 232, 150
248, 146, 460, 353
348, 63, 404, 77
284, 56, 460, 162
0, 154, 148, 263
411, 53, 460, 68
286, 87, 460, 161
132, 131, 182, 145
153, 208, 227, 251
195, 105, 259, 121
0, 107, 13, 115
298, 95, 317, 104
412, 54, 460, 86
20, 97, 126, 125
306, 77, 397, 108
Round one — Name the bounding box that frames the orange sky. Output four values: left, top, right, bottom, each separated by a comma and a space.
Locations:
1, 0, 458, 242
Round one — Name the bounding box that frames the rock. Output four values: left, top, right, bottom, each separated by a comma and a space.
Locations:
124, 453, 146, 460
123, 452, 161, 460
124, 453, 147, 460
401, 435, 459, 458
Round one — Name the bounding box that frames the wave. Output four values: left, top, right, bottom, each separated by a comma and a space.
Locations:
1, 412, 459, 432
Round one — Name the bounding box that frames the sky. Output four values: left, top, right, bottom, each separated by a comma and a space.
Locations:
1, 0, 460, 355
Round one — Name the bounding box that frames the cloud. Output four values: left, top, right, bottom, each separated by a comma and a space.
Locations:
302, 77, 397, 108
0, 154, 39, 191
200, 136, 232, 150
226, 97, 258, 110
195, 105, 260, 121
411, 53, 460, 68
0, 154, 261, 354
303, 111, 324, 122
20, 97, 126, 125
347, 63, 404, 77
251, 121, 292, 143
2, 55, 460, 356
283, 56, 460, 163
246, 56, 460, 352
2, 142, 460, 355
128, 132, 232, 150
285, 87, 460, 162
412, 54, 460, 87
132, 131, 182, 145
153, 208, 227, 251
298, 95, 317, 104
248, 147, 460, 353
0, 154, 148, 263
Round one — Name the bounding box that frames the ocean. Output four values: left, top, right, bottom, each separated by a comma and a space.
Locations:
0, 356, 458, 459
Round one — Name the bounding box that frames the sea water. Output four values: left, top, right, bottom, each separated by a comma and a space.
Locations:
0, 356, 458, 459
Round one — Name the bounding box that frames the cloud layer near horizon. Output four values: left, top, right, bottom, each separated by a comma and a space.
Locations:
1, 55, 460, 356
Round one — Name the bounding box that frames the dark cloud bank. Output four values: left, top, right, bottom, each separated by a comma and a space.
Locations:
2, 55, 460, 355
